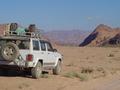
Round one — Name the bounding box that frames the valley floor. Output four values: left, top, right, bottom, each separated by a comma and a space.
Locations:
0, 46, 120, 90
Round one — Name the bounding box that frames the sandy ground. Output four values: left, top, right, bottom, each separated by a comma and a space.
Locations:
0, 46, 120, 90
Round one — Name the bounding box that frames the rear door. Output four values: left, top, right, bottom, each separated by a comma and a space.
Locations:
32, 40, 40, 63
39, 41, 47, 62
45, 42, 56, 66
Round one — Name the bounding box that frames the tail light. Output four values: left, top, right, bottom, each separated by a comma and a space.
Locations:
26, 54, 33, 61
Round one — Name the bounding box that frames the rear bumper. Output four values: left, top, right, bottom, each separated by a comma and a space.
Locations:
0, 60, 35, 68
0, 65, 33, 73
0, 64, 25, 70
0, 60, 26, 68
0, 60, 15, 65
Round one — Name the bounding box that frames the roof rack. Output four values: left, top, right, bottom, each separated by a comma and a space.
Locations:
5, 31, 41, 38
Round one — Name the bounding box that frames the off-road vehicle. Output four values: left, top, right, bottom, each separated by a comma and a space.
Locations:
0, 32, 63, 78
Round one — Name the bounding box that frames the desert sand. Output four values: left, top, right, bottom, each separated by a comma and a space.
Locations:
0, 46, 120, 90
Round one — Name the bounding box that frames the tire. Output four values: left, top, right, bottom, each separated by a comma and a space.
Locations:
53, 60, 62, 75
31, 62, 42, 79
0, 42, 19, 61
116, 40, 120, 45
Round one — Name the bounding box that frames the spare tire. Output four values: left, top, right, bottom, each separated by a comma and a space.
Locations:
0, 42, 19, 61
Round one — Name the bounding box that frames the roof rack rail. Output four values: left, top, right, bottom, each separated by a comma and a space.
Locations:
5, 31, 41, 38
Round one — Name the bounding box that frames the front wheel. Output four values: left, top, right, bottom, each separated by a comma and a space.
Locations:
53, 60, 62, 75
31, 62, 42, 79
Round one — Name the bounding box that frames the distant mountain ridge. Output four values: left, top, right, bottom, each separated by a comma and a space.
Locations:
43, 30, 90, 46
80, 24, 120, 46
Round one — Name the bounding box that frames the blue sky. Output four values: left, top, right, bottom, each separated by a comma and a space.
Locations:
0, 0, 120, 31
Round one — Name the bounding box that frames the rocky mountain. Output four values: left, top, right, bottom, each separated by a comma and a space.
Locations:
80, 24, 120, 46
102, 33, 120, 46
43, 30, 90, 46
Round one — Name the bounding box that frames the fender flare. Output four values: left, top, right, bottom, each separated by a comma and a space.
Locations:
54, 58, 62, 67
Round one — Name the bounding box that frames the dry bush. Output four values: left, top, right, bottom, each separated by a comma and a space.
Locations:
81, 67, 94, 74
63, 71, 88, 81
108, 53, 114, 57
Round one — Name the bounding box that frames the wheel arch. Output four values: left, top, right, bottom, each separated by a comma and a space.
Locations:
55, 58, 62, 67
33, 59, 43, 67
38, 59, 43, 66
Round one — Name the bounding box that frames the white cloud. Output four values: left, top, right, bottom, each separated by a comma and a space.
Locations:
86, 16, 101, 21
87, 17, 93, 20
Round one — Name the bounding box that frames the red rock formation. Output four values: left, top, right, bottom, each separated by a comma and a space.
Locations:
80, 24, 120, 46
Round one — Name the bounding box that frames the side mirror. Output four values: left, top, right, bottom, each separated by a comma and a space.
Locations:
53, 49, 57, 52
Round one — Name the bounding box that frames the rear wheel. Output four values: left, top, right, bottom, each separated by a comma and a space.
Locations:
31, 62, 42, 79
53, 60, 62, 75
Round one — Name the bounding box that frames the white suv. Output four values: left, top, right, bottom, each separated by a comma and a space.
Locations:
0, 34, 63, 78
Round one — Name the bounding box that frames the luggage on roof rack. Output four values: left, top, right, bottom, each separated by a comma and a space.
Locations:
5, 31, 41, 38
0, 23, 42, 39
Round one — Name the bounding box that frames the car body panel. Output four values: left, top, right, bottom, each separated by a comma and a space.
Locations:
0, 36, 63, 71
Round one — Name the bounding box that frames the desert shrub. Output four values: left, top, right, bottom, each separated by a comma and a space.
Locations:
108, 54, 114, 57
64, 71, 88, 81
81, 67, 94, 74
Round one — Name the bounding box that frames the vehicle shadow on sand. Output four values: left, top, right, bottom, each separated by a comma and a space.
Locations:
0, 70, 49, 79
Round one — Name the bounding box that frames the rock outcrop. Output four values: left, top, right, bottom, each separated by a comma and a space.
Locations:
80, 24, 120, 46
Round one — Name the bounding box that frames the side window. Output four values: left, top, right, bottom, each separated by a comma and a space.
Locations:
46, 42, 53, 52
33, 40, 39, 50
17, 40, 30, 49
40, 41, 46, 51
